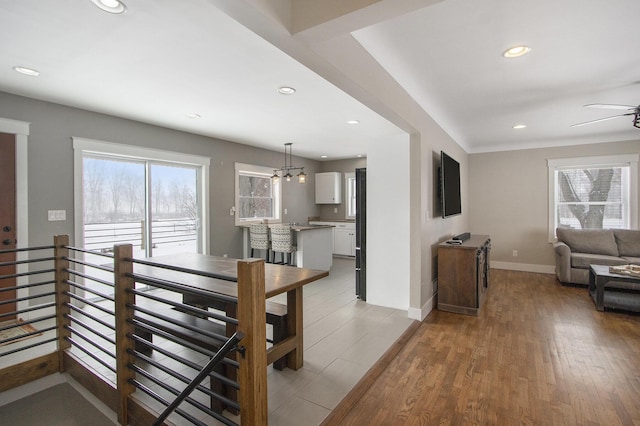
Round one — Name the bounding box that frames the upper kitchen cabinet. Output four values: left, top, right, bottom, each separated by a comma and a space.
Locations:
315, 172, 342, 204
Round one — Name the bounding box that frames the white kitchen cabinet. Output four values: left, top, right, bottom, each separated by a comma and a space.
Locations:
334, 227, 356, 256
315, 172, 342, 204
309, 220, 355, 256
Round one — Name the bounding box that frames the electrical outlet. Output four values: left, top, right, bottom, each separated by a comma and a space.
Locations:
512, 250, 518, 257
334, 207, 338, 213
284, 208, 288, 215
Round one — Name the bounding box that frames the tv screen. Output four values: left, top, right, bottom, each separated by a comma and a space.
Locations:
440, 151, 461, 218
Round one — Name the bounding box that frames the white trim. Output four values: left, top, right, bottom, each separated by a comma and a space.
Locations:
72, 137, 210, 254
345, 172, 356, 220
73, 137, 210, 166
408, 295, 435, 321
0, 117, 30, 135
1, 118, 30, 320
547, 153, 638, 168
491, 261, 556, 274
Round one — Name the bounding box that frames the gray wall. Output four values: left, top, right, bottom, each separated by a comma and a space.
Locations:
317, 157, 367, 220
0, 91, 321, 258
469, 140, 640, 270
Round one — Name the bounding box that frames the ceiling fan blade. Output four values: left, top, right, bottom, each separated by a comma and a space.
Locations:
570, 113, 635, 127
585, 103, 636, 110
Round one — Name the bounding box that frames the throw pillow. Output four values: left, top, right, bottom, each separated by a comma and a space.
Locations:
556, 228, 619, 257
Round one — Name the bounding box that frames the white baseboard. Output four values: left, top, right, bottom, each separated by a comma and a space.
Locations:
408, 295, 435, 321
491, 261, 555, 274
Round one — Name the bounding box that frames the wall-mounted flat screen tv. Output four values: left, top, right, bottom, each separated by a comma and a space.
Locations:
440, 151, 461, 218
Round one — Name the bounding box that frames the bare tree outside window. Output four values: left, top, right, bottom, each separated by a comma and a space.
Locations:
557, 167, 622, 229
238, 174, 274, 219
82, 157, 200, 255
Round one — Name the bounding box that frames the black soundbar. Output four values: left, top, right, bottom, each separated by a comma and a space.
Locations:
452, 232, 470, 241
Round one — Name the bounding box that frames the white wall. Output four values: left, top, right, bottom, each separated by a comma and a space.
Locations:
367, 133, 412, 309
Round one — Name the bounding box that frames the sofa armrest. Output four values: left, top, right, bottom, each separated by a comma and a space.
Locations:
553, 241, 572, 283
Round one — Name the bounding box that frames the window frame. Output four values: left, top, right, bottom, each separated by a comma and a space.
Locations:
345, 172, 356, 219
547, 153, 638, 241
73, 137, 211, 254
234, 162, 281, 226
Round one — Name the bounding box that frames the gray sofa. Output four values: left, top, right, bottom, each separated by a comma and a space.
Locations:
553, 228, 640, 285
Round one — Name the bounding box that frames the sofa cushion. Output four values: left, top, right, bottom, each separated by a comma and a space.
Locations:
621, 256, 640, 265
614, 229, 640, 257
556, 228, 619, 257
570, 253, 627, 269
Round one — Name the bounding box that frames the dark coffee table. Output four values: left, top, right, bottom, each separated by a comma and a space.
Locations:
589, 264, 640, 312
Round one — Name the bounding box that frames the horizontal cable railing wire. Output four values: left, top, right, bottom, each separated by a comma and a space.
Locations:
130, 257, 237, 283
0, 245, 57, 357
123, 255, 245, 425
1, 237, 267, 425
130, 272, 238, 303
63, 245, 114, 258
131, 288, 238, 326
151, 331, 245, 426
61, 245, 118, 384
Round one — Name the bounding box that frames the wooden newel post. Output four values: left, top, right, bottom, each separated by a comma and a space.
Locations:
114, 244, 135, 426
54, 234, 70, 372
237, 258, 268, 425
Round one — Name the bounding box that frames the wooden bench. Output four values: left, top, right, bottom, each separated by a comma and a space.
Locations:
133, 308, 231, 414
182, 294, 289, 370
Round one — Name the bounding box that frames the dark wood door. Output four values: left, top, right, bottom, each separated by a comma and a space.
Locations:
0, 132, 17, 320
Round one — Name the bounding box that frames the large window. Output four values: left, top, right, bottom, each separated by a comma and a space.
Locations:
235, 163, 281, 225
548, 154, 638, 240
74, 138, 210, 258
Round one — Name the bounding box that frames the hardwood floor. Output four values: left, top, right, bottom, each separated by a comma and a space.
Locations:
324, 269, 640, 425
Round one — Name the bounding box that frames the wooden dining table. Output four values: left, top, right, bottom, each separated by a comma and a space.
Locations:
132, 252, 329, 370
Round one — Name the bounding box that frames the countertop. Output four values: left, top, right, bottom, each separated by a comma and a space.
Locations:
292, 224, 334, 231
308, 218, 355, 223
237, 223, 334, 231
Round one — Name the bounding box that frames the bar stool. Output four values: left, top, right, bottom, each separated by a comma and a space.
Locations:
270, 224, 296, 266
249, 223, 271, 262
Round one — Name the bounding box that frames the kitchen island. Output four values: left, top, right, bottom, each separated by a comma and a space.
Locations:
239, 224, 334, 271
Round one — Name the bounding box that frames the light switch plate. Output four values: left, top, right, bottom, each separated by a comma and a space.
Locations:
48, 210, 66, 221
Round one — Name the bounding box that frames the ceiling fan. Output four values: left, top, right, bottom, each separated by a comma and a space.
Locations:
571, 104, 640, 129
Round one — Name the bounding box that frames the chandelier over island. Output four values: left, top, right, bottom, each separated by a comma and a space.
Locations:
271, 143, 307, 183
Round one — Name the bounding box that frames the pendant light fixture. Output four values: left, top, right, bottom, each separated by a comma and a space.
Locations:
272, 143, 307, 184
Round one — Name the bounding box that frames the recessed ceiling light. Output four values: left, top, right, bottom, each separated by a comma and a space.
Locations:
278, 86, 296, 95
503, 45, 531, 58
320, 155, 328, 159
186, 113, 201, 119
356, 154, 363, 158
347, 120, 360, 125
513, 124, 527, 129
91, 0, 126, 14
13, 66, 40, 77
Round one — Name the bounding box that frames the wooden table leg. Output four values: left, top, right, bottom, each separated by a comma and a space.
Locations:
286, 287, 304, 370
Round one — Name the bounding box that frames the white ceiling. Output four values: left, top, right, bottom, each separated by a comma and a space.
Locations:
353, 0, 640, 153
1, 0, 638, 159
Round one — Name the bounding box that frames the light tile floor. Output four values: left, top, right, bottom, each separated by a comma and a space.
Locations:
266, 257, 415, 425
